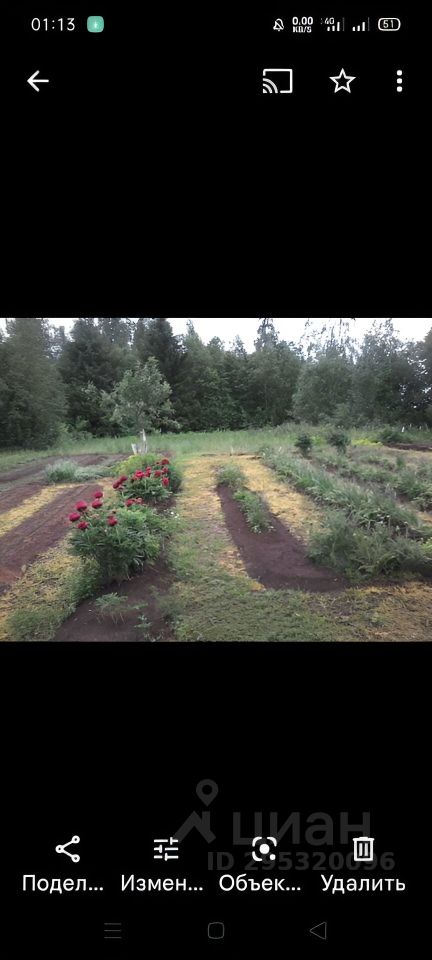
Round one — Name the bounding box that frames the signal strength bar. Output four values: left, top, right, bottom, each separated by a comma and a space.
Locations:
327, 19, 345, 32
352, 18, 370, 31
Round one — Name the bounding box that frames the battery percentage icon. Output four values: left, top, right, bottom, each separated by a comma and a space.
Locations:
378, 18, 401, 31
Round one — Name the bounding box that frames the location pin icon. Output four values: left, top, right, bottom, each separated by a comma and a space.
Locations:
196, 779, 219, 806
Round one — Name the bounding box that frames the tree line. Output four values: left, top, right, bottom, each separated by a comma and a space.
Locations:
1, 317, 432, 448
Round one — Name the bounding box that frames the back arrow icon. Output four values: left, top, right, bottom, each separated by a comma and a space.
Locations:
309, 921, 327, 940
27, 70, 50, 92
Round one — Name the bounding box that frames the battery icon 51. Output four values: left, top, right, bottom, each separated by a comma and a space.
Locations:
378, 18, 401, 31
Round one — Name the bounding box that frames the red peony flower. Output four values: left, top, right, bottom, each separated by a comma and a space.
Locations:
135, 470, 145, 478
161, 458, 170, 465
107, 516, 118, 526
94, 490, 103, 499
162, 477, 169, 487
112, 480, 120, 489
75, 500, 88, 512
154, 470, 162, 477
92, 499, 103, 509
162, 466, 169, 473
69, 512, 81, 522
77, 521, 89, 530
119, 475, 128, 483
126, 499, 135, 507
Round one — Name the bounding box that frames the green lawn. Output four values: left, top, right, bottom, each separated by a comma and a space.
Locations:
1, 421, 431, 474
0, 423, 383, 472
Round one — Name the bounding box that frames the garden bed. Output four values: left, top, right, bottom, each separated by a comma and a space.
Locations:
0, 453, 121, 486
0, 481, 99, 593
54, 556, 175, 641
217, 483, 345, 592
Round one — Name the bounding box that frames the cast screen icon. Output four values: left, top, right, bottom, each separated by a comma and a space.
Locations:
87, 16, 105, 32
262, 69, 293, 94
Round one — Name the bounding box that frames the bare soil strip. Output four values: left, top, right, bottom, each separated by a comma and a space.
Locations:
217, 484, 345, 592
384, 442, 432, 452
54, 558, 175, 641
0, 453, 121, 486
0, 483, 46, 515
0, 482, 99, 591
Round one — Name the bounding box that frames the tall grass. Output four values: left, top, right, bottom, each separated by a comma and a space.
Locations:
262, 447, 432, 578
2, 421, 432, 474
313, 449, 432, 511
262, 448, 430, 539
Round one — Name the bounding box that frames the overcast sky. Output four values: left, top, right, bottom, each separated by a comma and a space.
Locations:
1, 318, 431, 352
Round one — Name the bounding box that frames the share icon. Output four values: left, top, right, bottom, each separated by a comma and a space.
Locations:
55, 835, 81, 863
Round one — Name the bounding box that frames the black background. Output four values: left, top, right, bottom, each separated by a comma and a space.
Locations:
1, 1, 431, 954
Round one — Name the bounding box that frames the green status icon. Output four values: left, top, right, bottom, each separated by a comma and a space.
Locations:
87, 16, 104, 33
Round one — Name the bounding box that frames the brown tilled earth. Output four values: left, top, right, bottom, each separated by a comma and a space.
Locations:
0, 453, 122, 487
54, 559, 175, 642
217, 484, 345, 592
0, 482, 102, 592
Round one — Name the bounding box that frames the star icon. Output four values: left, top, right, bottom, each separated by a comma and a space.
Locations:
330, 68, 356, 93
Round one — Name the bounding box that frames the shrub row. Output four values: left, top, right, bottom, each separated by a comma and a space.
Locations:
314, 450, 432, 511
261, 449, 432, 578
262, 449, 429, 539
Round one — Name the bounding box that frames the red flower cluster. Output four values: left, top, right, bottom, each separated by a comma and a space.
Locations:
107, 516, 118, 527
69, 486, 108, 528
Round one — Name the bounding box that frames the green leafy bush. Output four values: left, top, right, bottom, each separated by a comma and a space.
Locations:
112, 457, 182, 502
379, 427, 408, 444
327, 430, 350, 454
294, 433, 313, 456
233, 490, 273, 533
69, 502, 171, 583
113, 453, 159, 476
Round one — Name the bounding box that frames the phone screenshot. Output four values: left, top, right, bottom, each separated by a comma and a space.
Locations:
1, 4, 429, 957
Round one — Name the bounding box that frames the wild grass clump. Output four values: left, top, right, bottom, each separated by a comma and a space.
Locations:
233, 489, 273, 533
310, 512, 432, 580
216, 463, 245, 490
44, 460, 109, 483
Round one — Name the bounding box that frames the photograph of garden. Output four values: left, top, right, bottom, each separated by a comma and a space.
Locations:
1, 316, 432, 641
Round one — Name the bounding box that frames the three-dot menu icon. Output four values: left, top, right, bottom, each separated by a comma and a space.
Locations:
396, 70, 403, 93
